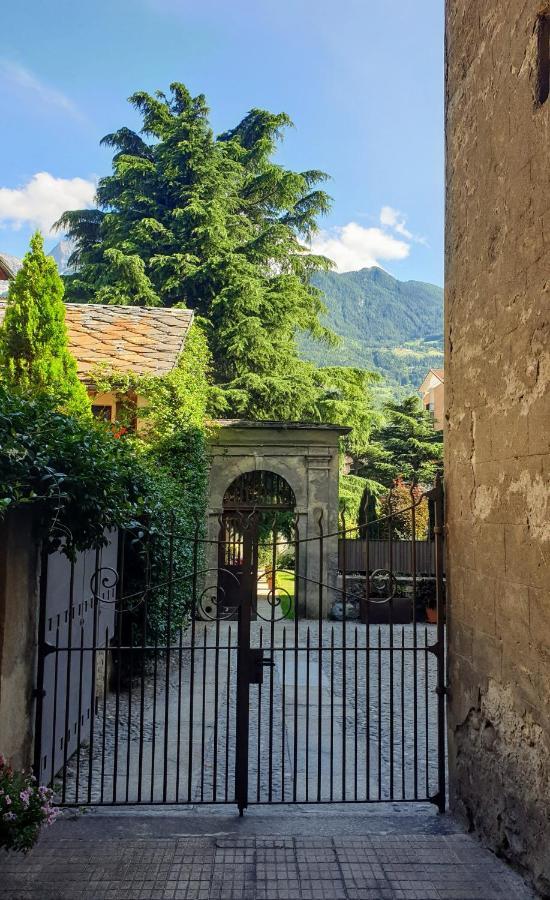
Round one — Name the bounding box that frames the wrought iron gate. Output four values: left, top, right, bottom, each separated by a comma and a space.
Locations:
35, 476, 446, 813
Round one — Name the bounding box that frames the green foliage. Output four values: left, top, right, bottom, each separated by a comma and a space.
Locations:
353, 395, 443, 487
314, 366, 380, 455
339, 473, 385, 529
56, 83, 336, 419
0, 374, 209, 639
90, 322, 211, 640
0, 387, 148, 553
0, 233, 90, 417
299, 266, 444, 394
0, 755, 59, 852
377, 480, 430, 540
339, 474, 370, 527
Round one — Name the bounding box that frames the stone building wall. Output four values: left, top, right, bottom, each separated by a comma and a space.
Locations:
445, 2, 550, 894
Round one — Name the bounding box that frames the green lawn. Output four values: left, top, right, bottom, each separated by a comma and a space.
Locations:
276, 569, 295, 619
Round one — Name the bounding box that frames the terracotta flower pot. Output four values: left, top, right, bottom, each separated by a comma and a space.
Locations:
425, 606, 438, 625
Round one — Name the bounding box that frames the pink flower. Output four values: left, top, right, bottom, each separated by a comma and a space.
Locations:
4, 795, 11, 806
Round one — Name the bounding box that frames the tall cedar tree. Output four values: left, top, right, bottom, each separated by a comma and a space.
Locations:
353, 396, 443, 487
0, 233, 90, 417
56, 84, 337, 419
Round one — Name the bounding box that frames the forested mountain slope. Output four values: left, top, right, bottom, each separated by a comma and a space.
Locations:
300, 267, 444, 392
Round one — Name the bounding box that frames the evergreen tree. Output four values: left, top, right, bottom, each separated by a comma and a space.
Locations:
0, 232, 90, 417
56, 83, 336, 419
353, 395, 443, 487
313, 366, 380, 455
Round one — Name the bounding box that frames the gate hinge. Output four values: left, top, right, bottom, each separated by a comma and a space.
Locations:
434, 684, 448, 696
40, 641, 57, 657
32, 687, 46, 699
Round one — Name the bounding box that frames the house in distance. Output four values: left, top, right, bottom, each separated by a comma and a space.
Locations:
0, 301, 194, 427
419, 368, 444, 431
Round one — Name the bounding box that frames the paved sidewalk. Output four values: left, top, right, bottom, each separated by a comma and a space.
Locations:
0, 806, 535, 900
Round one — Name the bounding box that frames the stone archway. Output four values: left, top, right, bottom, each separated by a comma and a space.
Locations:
206, 419, 349, 617
217, 470, 297, 619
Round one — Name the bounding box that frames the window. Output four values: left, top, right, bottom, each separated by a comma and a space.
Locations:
536, 14, 550, 105
91, 404, 113, 422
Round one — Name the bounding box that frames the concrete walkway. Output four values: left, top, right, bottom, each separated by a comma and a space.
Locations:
0, 806, 535, 899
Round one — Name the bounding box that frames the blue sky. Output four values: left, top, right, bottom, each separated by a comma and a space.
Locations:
0, 0, 444, 285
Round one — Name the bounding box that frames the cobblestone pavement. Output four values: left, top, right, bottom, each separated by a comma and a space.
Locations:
0, 808, 535, 899
62, 620, 439, 806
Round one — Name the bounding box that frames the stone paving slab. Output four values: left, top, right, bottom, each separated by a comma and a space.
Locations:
0, 810, 535, 900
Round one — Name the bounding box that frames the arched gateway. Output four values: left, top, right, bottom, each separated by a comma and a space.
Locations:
215, 470, 296, 619
206, 419, 349, 620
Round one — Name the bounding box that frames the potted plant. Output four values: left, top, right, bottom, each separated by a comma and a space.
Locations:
0, 755, 60, 853
425, 594, 438, 625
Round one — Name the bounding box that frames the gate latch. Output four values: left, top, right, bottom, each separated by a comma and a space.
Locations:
248, 649, 275, 685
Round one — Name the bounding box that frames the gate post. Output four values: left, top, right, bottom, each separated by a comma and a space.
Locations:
32, 545, 49, 780
434, 474, 446, 812
0, 507, 42, 772
234, 517, 255, 815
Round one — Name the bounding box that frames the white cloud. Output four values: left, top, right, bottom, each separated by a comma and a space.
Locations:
0, 172, 96, 235
380, 205, 427, 245
0, 60, 85, 122
310, 221, 410, 273
380, 205, 411, 238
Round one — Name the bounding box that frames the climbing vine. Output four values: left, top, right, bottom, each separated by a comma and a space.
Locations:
88, 322, 212, 640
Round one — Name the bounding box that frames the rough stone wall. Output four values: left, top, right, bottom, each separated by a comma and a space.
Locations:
445, 2, 550, 894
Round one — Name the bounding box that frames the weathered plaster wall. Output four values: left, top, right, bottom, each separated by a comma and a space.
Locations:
0, 508, 41, 768
445, 2, 550, 894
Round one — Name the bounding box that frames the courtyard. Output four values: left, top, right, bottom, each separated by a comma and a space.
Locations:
58, 618, 440, 808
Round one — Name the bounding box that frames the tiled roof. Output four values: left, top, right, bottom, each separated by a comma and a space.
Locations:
0, 302, 194, 380
0, 254, 23, 292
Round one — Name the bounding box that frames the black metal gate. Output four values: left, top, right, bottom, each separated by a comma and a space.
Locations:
34, 476, 446, 813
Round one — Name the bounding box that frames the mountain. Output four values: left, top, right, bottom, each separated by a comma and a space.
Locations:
299, 267, 444, 394
49, 240, 76, 275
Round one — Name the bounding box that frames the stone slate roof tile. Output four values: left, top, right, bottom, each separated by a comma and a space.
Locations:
0, 253, 23, 278
0, 302, 194, 380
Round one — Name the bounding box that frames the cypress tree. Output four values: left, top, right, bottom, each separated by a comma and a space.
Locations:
0, 232, 90, 417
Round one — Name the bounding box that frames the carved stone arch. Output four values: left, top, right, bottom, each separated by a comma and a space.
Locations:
222, 470, 296, 510
209, 456, 307, 512
206, 420, 348, 618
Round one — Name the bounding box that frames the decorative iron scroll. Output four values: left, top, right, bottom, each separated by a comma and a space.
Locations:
368, 568, 398, 603
196, 568, 242, 620
90, 566, 119, 604
253, 568, 294, 622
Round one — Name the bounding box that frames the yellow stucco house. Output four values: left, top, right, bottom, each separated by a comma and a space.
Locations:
419, 368, 444, 431
0, 301, 194, 427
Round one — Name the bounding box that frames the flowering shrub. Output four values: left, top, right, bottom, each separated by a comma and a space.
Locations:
0, 755, 59, 852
